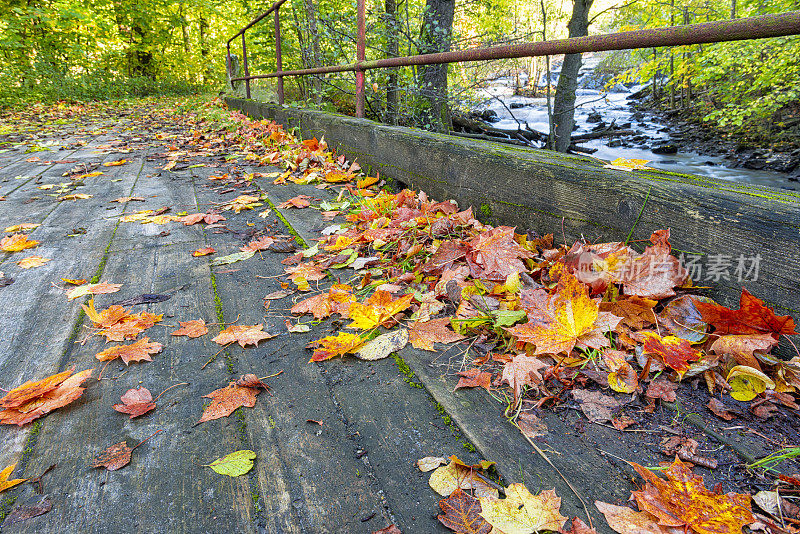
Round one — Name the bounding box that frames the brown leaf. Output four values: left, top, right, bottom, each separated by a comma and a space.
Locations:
595, 501, 671, 534
171, 319, 209, 338
1, 495, 51, 526
198, 382, 262, 423
709, 334, 778, 362
600, 296, 657, 330
561, 517, 598, 534
572, 389, 620, 423
645, 379, 677, 403
212, 324, 274, 348
409, 318, 465, 351
192, 246, 216, 257
501, 355, 547, 405
616, 229, 688, 300
112, 387, 156, 418
371, 526, 402, 534
277, 195, 311, 208
241, 236, 275, 252
465, 226, 533, 280
95, 338, 163, 365
707, 398, 735, 421
455, 369, 493, 392
92, 442, 133, 471
438, 488, 492, 534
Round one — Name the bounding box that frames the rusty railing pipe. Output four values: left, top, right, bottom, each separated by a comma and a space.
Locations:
231, 11, 800, 82
355, 0, 366, 117
227, 0, 289, 46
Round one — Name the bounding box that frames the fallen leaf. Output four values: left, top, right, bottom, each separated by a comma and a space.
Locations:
501, 355, 548, 405
16, 256, 50, 269
58, 193, 92, 201
466, 226, 533, 280
372, 525, 402, 534
171, 319, 208, 338
429, 457, 499, 499
707, 398, 735, 421
112, 387, 156, 418
417, 456, 448, 472
1, 495, 52, 527
658, 295, 711, 343
642, 333, 701, 376
1, 234, 39, 252
212, 324, 274, 348
563, 517, 598, 534
204, 450, 256, 477
209, 250, 255, 266
62, 278, 87, 285
198, 380, 263, 423
572, 389, 620, 423
347, 291, 414, 330
356, 329, 409, 360
645, 379, 678, 402
478, 484, 567, 534
709, 334, 778, 361
438, 488, 492, 534
727, 365, 775, 401
409, 318, 466, 351
693, 289, 797, 336
66, 282, 122, 300
455, 368, 493, 392
0, 463, 27, 493
264, 289, 293, 300
308, 332, 366, 362
0, 369, 93, 426
603, 158, 652, 171
95, 338, 163, 365
595, 501, 670, 534
91, 442, 133, 471
629, 457, 753, 534
111, 196, 145, 203
3, 223, 39, 232
277, 195, 311, 208
192, 246, 216, 257
103, 159, 127, 166
242, 236, 275, 252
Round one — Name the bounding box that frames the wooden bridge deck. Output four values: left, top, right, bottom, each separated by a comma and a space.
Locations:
0, 101, 793, 534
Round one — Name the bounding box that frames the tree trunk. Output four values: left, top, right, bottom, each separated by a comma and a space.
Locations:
552, 0, 593, 152
417, 0, 455, 132
303, 0, 323, 102
385, 0, 399, 124
199, 15, 211, 84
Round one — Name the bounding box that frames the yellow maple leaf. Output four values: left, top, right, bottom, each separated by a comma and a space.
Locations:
309, 332, 365, 361
347, 291, 414, 330
603, 158, 652, 171
16, 256, 50, 269
58, 193, 92, 201
0, 233, 39, 252
0, 463, 27, 493
479, 484, 567, 534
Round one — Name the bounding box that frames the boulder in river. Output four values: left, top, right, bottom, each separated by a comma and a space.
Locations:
587, 111, 603, 123
652, 144, 678, 155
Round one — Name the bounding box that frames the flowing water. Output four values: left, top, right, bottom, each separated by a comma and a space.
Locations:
476, 55, 799, 191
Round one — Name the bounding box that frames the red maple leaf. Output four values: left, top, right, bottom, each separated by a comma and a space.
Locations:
693, 288, 797, 336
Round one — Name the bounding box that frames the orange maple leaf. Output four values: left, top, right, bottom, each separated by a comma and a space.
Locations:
192, 246, 216, 257
212, 324, 274, 347
241, 236, 275, 252
409, 318, 466, 351
277, 195, 311, 209
308, 332, 365, 361
0, 463, 27, 493
291, 284, 355, 320
0, 233, 39, 252
95, 337, 163, 365
465, 226, 533, 280
0, 369, 93, 426
506, 273, 621, 355
171, 319, 209, 338
629, 457, 753, 534
197, 380, 264, 423
347, 291, 414, 330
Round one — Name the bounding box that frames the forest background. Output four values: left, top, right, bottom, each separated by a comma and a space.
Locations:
1, 0, 799, 148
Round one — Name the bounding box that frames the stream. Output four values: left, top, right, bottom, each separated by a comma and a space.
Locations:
476, 54, 800, 191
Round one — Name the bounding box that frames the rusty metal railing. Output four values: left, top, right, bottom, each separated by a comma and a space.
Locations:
227, 2, 800, 119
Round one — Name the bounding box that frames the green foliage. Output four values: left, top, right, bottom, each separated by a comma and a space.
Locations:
610, 0, 800, 142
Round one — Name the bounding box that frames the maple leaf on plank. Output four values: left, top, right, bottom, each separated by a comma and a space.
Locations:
197, 381, 264, 423
615, 229, 688, 300
595, 501, 672, 534
0, 463, 27, 493
408, 318, 465, 351
16, 256, 50, 269
212, 325, 274, 348
0, 233, 39, 252
0, 369, 92, 426
438, 488, 492, 534
241, 236, 275, 252
565, 241, 633, 295
277, 195, 311, 209
629, 457, 753, 534
291, 284, 355, 320
642, 333, 701, 376
284, 262, 326, 289
113, 387, 156, 418
99, 311, 163, 342
66, 282, 122, 300
599, 296, 657, 330
429, 456, 499, 499
501, 355, 548, 405
693, 288, 797, 336
506, 272, 621, 355
465, 226, 533, 281
347, 291, 414, 330
192, 246, 215, 257
422, 240, 470, 273
308, 332, 365, 362
455, 368, 493, 391
95, 337, 163, 365
171, 319, 209, 338
478, 484, 568, 534
181, 212, 226, 225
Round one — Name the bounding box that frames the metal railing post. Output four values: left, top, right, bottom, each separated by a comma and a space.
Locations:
275, 8, 284, 105
355, 0, 366, 118
242, 33, 251, 99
